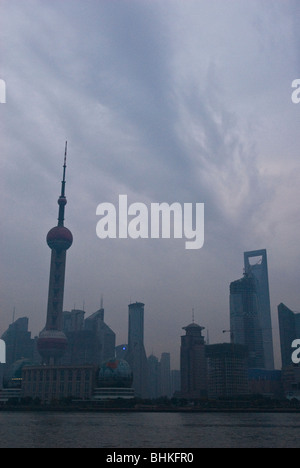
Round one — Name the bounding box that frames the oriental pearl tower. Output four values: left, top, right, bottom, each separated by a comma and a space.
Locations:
37, 142, 73, 364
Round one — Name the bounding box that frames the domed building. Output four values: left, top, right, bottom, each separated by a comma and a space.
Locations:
98, 358, 133, 388
93, 358, 135, 402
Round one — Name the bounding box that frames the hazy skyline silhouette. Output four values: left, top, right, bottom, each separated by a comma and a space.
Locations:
1, 0, 300, 369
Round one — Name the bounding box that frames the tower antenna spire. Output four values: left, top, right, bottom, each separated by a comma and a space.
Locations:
61, 140, 67, 197
58, 141, 68, 226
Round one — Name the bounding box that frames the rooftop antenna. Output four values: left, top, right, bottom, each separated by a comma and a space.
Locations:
12, 306, 16, 323
100, 294, 104, 310
192, 308, 195, 324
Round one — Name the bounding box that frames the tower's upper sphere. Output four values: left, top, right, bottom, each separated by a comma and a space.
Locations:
47, 226, 73, 250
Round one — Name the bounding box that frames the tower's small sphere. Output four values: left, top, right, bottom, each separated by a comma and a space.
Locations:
47, 226, 73, 250
58, 196, 67, 206
98, 359, 133, 388
37, 329, 68, 362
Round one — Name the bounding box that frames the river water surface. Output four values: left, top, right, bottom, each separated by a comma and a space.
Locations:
0, 411, 299, 448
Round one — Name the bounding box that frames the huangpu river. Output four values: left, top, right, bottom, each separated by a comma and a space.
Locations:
0, 411, 300, 448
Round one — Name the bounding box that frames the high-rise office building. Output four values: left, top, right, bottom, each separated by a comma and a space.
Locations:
160, 352, 171, 398
147, 354, 160, 399
206, 343, 248, 398
180, 322, 207, 399
1, 317, 34, 368
278, 303, 300, 368
85, 309, 116, 364
244, 249, 274, 370
230, 274, 264, 368
37, 143, 72, 365
125, 302, 148, 398
1, 317, 36, 385
60, 308, 116, 366
230, 249, 274, 370
148, 353, 173, 399
170, 369, 181, 397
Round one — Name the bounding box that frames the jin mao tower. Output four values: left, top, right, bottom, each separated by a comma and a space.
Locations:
37, 143, 73, 364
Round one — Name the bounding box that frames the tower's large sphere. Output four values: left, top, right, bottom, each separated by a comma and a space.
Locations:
98, 359, 133, 388
37, 329, 68, 362
47, 226, 73, 251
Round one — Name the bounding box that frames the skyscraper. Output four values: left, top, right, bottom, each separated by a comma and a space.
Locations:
230, 274, 264, 368
37, 143, 73, 365
206, 343, 248, 398
180, 322, 207, 399
160, 352, 171, 398
84, 308, 116, 364
147, 354, 160, 399
244, 250, 274, 370
125, 302, 148, 398
230, 249, 274, 370
278, 303, 300, 368
1, 317, 34, 368
60, 307, 116, 366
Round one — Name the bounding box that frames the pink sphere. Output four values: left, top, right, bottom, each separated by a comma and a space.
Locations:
47, 226, 73, 250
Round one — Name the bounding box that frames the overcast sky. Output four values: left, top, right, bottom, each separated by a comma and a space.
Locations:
1, 0, 300, 369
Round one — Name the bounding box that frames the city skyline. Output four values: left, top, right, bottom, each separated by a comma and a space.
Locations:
0, 157, 292, 370
1, 1, 300, 370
